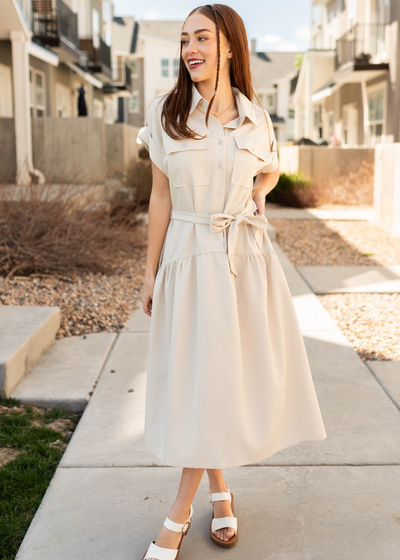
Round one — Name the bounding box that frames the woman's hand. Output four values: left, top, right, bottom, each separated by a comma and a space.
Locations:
142, 274, 156, 317
252, 189, 266, 215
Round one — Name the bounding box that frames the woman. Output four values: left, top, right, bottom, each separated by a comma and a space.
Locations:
138, 5, 327, 559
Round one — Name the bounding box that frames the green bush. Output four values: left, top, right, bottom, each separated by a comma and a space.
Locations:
265, 171, 316, 208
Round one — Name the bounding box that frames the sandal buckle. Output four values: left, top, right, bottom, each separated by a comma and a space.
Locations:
181, 519, 190, 534
208, 490, 213, 504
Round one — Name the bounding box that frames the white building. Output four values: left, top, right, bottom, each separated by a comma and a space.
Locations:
294, 0, 399, 146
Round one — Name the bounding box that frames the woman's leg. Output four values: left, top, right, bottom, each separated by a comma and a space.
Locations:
148, 467, 204, 558
207, 469, 235, 542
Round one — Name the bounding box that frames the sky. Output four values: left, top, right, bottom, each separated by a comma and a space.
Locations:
112, 0, 313, 52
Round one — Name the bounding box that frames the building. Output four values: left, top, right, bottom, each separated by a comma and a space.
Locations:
0, 0, 127, 184
250, 39, 302, 142
294, 0, 400, 146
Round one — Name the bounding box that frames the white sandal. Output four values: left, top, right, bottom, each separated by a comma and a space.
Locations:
208, 481, 238, 548
141, 504, 194, 560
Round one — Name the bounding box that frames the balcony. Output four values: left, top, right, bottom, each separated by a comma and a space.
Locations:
335, 23, 389, 71
79, 36, 112, 81
103, 60, 132, 96
32, 0, 80, 62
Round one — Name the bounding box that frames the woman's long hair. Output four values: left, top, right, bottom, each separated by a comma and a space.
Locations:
156, 4, 271, 143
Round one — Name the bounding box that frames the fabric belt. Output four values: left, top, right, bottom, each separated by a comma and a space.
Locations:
169, 198, 269, 276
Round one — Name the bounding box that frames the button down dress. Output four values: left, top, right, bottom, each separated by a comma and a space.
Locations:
137, 82, 326, 469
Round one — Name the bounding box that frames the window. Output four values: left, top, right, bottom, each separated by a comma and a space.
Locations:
368, 86, 385, 145
327, 111, 334, 138
314, 104, 322, 138
56, 84, 71, 117
30, 67, 46, 117
342, 103, 358, 146
348, 0, 356, 20
127, 59, 138, 77
327, 0, 337, 21
92, 8, 100, 48
129, 90, 139, 113
0, 63, 13, 117
161, 59, 169, 77
112, 56, 119, 80
267, 94, 274, 107
288, 108, 295, 119
173, 58, 179, 77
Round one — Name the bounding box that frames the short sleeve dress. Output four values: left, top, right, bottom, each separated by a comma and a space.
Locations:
137, 82, 327, 469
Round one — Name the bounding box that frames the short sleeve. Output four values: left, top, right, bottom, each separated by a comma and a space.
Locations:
137, 98, 167, 176
259, 109, 279, 174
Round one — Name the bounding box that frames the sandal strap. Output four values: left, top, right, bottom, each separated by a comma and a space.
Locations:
208, 489, 231, 504
211, 515, 238, 535
163, 503, 193, 533
144, 541, 179, 560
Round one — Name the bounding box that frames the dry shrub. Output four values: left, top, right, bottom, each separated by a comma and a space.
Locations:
310, 159, 374, 206
123, 149, 152, 208
0, 182, 146, 281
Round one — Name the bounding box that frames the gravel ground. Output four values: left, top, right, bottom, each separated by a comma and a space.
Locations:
269, 218, 400, 266
270, 217, 400, 362
1, 213, 399, 362
317, 293, 400, 362
0, 223, 148, 339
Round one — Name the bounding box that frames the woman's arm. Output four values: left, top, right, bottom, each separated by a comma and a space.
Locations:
142, 161, 171, 317
252, 167, 280, 214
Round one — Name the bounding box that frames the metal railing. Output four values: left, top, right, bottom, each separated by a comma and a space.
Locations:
335, 23, 388, 70
80, 36, 111, 72
32, 0, 79, 48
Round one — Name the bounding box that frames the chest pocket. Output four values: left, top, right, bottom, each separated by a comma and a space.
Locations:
164, 136, 209, 187
231, 136, 273, 188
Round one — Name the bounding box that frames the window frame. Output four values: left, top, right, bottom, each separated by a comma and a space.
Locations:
29, 66, 46, 117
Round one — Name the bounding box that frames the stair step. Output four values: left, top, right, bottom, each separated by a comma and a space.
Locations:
0, 305, 60, 397
11, 332, 117, 412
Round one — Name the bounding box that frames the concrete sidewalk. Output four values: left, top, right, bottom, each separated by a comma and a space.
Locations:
15, 241, 400, 559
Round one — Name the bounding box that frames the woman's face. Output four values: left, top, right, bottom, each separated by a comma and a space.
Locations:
181, 12, 232, 83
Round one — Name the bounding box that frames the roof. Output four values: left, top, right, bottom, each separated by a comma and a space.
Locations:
112, 16, 138, 53
137, 20, 185, 44
251, 51, 303, 89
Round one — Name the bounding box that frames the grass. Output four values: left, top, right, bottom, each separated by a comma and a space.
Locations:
0, 396, 80, 558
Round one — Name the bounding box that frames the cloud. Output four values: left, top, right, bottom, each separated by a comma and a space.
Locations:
258, 34, 301, 52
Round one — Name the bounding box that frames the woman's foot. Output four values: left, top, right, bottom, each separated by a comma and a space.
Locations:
209, 481, 235, 542
147, 505, 191, 560
212, 499, 235, 542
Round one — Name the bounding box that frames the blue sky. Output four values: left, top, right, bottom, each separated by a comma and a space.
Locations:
113, 0, 312, 52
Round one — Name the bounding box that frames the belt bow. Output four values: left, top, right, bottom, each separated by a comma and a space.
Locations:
209, 199, 268, 276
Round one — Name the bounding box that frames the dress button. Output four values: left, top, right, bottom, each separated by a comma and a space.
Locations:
218, 140, 223, 145
216, 189, 222, 195
182, 142, 187, 147
217, 163, 222, 168
214, 235, 219, 240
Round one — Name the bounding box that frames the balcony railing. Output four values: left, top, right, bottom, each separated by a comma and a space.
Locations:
32, 0, 79, 49
335, 23, 388, 70
80, 36, 112, 76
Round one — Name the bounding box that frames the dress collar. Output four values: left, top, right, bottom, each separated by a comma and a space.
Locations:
189, 82, 258, 126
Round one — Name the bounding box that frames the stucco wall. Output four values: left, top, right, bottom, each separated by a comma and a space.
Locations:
374, 143, 400, 237
32, 117, 107, 183
278, 146, 375, 183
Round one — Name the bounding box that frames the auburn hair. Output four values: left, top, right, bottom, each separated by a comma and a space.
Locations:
155, 4, 273, 147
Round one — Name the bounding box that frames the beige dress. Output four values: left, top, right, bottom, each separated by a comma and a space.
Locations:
137, 82, 327, 469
